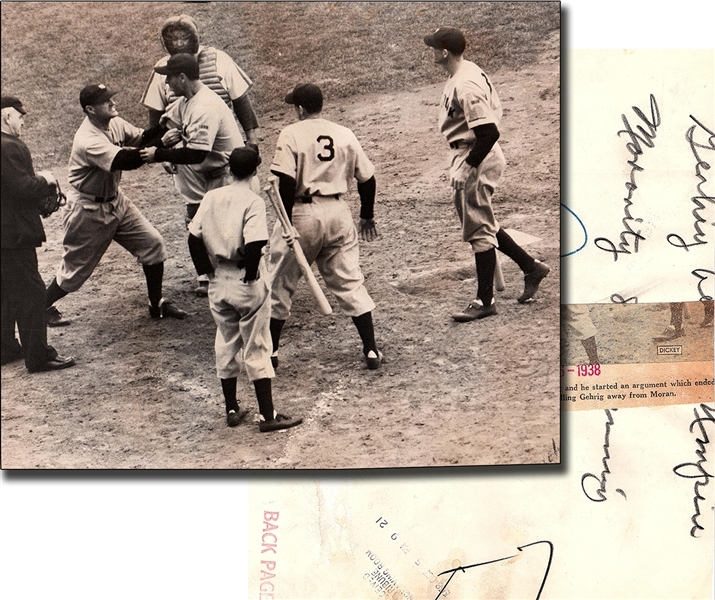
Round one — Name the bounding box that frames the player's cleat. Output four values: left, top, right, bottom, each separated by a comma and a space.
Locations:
259, 413, 303, 433
517, 261, 550, 304
452, 299, 497, 322
226, 407, 248, 427
46, 306, 71, 327
149, 299, 188, 320
270, 352, 279, 369
195, 281, 209, 297
365, 349, 383, 370
658, 325, 685, 340
28, 354, 76, 373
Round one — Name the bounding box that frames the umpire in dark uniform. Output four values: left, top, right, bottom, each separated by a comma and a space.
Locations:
1, 96, 75, 371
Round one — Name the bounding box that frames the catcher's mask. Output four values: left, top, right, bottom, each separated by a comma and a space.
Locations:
161, 15, 199, 55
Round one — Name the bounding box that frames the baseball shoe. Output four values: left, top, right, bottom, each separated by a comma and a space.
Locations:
365, 349, 383, 370
149, 299, 188, 320
227, 407, 248, 427
270, 352, 279, 369
46, 306, 71, 327
452, 299, 497, 322
657, 325, 685, 340
195, 281, 209, 297
517, 261, 550, 303
259, 413, 303, 433
28, 355, 76, 373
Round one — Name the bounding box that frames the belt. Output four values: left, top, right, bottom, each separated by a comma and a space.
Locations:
218, 258, 245, 269
296, 194, 339, 203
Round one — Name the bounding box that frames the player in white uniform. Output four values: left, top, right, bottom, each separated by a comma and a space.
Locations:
424, 27, 550, 322
44, 84, 187, 322
141, 14, 259, 146
562, 304, 600, 364
268, 83, 383, 370
188, 147, 302, 431
139, 53, 247, 295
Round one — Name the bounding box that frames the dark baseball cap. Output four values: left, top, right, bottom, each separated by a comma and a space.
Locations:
229, 146, 262, 179
284, 83, 323, 114
424, 27, 467, 55
154, 53, 200, 79
79, 84, 118, 108
1, 96, 27, 114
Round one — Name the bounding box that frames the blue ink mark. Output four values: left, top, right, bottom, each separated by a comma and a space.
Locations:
561, 203, 588, 257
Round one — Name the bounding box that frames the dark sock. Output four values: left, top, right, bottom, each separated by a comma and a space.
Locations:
669, 302, 684, 330
45, 278, 69, 308
270, 318, 286, 354
254, 378, 275, 421
220, 377, 239, 413
352, 312, 377, 355
143, 263, 164, 308
474, 249, 496, 307
581, 336, 600, 365
496, 228, 536, 273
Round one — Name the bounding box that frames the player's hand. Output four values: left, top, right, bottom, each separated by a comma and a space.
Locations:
282, 225, 300, 247
139, 147, 157, 163
161, 128, 181, 148
359, 218, 378, 242
162, 162, 178, 175
37, 170, 57, 186
450, 177, 466, 190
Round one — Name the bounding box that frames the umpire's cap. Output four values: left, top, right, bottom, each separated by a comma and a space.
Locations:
424, 27, 467, 55
154, 53, 200, 80
79, 84, 118, 108
229, 146, 261, 179
285, 83, 323, 115
1, 96, 27, 114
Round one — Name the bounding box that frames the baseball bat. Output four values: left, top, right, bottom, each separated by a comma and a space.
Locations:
264, 177, 333, 315
494, 253, 506, 292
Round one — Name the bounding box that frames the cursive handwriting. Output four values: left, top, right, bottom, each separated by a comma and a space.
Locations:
595, 94, 661, 261
673, 403, 715, 538
435, 540, 554, 600
692, 268, 714, 301
667, 115, 715, 250
582, 409, 627, 502
610, 294, 638, 304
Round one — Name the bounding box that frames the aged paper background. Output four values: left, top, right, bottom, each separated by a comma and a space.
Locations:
1, 2, 714, 599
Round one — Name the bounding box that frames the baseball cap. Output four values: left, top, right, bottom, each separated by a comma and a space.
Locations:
423, 27, 467, 55
1, 96, 27, 114
79, 84, 118, 108
284, 83, 323, 114
154, 53, 200, 79
229, 146, 262, 179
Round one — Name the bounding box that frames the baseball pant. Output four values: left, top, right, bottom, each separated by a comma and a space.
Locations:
561, 304, 598, 340
208, 261, 275, 381
269, 197, 375, 321
1, 248, 59, 369
450, 145, 505, 253
55, 189, 167, 292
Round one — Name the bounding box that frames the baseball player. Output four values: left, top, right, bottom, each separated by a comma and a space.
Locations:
562, 304, 600, 365
141, 14, 260, 145
267, 83, 383, 370
424, 27, 550, 322
44, 84, 187, 322
1, 96, 75, 372
139, 52, 248, 297
188, 146, 302, 431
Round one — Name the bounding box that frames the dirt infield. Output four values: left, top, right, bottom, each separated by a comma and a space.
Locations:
1, 21, 560, 470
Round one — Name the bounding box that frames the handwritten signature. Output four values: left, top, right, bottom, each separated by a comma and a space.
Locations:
692, 268, 714, 301
581, 408, 627, 502
667, 115, 715, 251
595, 94, 661, 261
434, 540, 554, 600
673, 403, 715, 538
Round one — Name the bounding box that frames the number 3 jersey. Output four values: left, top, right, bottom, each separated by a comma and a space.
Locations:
270, 118, 375, 197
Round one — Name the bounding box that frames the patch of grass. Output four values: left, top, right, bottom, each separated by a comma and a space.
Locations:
1, 1, 559, 164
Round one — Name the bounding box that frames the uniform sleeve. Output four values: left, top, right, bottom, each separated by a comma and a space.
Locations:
216, 50, 252, 100
83, 132, 122, 173
269, 130, 298, 179
117, 117, 145, 148
140, 59, 170, 112
351, 133, 375, 183
458, 79, 498, 129
183, 107, 219, 152
243, 196, 269, 244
